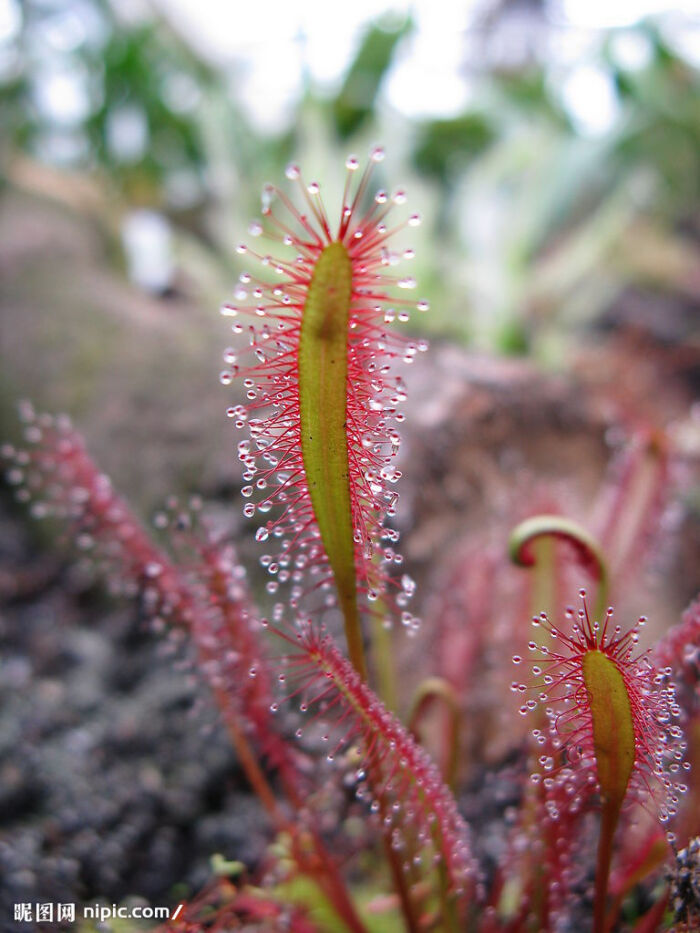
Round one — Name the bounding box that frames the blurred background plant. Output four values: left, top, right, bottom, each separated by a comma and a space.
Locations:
1, 0, 698, 502
3, 0, 700, 347
1, 0, 699, 929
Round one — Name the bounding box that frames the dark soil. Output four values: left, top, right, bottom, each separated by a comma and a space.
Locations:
0, 499, 267, 930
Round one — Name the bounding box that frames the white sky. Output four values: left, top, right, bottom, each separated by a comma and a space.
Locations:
155, 0, 700, 64
2, 0, 700, 137
154, 0, 700, 133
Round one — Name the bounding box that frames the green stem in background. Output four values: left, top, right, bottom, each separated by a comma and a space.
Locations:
408, 677, 461, 790
367, 553, 399, 713
531, 534, 556, 623
298, 240, 367, 681
408, 679, 462, 931
369, 607, 399, 713
508, 515, 609, 621
583, 649, 636, 933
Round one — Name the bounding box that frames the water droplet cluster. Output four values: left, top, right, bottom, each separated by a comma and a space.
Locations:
281, 625, 476, 900
3, 403, 298, 784
514, 592, 688, 825
3, 404, 191, 620
222, 150, 427, 624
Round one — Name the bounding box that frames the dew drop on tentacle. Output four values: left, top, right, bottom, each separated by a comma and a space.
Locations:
224, 148, 428, 654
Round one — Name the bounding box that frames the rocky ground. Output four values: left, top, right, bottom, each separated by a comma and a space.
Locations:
0, 499, 268, 930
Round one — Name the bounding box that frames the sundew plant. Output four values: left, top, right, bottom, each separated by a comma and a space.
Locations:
5, 151, 700, 933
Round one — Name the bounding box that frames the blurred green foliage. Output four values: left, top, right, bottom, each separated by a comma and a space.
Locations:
331, 15, 412, 139
607, 29, 700, 211
1, 1, 699, 358
85, 25, 207, 196
412, 114, 496, 184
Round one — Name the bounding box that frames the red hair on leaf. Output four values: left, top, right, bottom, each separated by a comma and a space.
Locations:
223, 149, 426, 678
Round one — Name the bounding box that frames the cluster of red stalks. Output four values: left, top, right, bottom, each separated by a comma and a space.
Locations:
4, 153, 699, 931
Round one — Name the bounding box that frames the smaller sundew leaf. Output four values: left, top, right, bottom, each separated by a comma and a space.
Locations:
514, 594, 689, 930
520, 593, 688, 827
582, 649, 636, 813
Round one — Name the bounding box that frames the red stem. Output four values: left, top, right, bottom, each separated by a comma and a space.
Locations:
594, 803, 620, 933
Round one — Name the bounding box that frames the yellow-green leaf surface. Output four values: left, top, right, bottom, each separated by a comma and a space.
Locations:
583, 649, 635, 811
298, 241, 366, 678
584, 649, 636, 933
